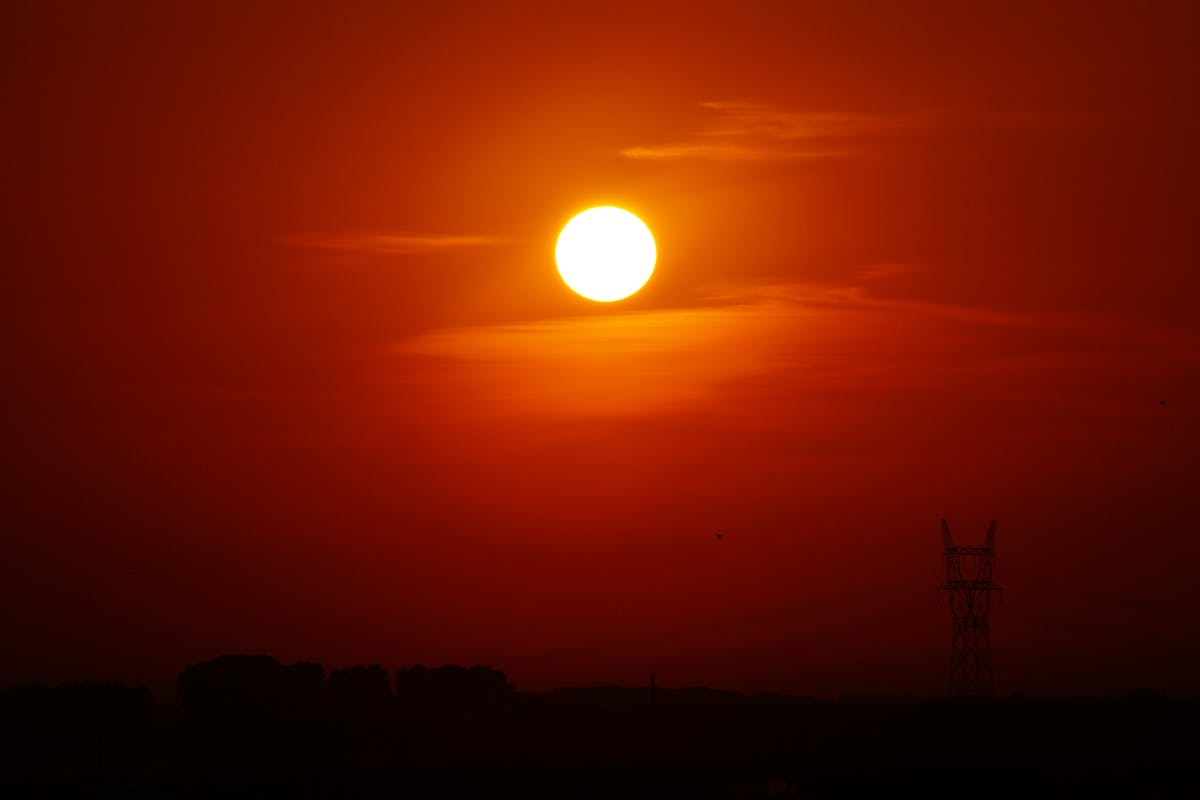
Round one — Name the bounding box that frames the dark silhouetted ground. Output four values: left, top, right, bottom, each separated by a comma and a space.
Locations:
2, 655, 1197, 796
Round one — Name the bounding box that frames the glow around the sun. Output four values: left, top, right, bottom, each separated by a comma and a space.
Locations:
555, 207, 656, 302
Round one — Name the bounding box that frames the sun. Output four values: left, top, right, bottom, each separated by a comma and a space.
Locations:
555, 207, 656, 302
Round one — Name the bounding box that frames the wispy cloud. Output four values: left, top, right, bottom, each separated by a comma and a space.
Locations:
620, 102, 930, 162
620, 101, 1078, 162
392, 276, 1200, 426
278, 231, 514, 255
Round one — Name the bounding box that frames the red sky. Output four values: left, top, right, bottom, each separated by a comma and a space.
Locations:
4, 1, 1200, 699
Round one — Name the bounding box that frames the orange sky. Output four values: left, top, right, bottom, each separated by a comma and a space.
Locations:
4, 1, 1200, 698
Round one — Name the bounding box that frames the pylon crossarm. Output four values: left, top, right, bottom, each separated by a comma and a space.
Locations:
939, 582, 1002, 591
944, 547, 994, 556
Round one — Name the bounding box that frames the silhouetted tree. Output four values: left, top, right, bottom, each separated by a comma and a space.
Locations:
327, 665, 392, 715
394, 664, 514, 720
177, 654, 323, 722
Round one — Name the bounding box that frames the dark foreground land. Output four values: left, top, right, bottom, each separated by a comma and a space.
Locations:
3, 655, 1197, 797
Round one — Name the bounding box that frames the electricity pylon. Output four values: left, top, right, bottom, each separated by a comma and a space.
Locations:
938, 519, 1001, 699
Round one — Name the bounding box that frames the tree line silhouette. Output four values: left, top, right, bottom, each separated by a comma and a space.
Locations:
3, 654, 1198, 795
175, 655, 516, 722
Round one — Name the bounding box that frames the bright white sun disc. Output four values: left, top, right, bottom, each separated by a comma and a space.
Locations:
555, 207, 656, 302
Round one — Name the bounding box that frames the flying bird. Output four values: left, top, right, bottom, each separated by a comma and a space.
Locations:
715, 532, 724, 540
1160, 399, 1167, 405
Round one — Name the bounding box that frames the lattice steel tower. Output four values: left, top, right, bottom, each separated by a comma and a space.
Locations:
938, 519, 1001, 699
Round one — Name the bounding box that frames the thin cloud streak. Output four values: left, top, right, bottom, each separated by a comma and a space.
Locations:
279, 231, 515, 255
696, 102, 928, 140
394, 281, 1200, 423
621, 102, 931, 161
621, 101, 1079, 162
620, 143, 854, 162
